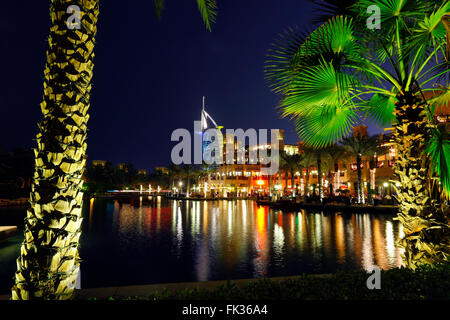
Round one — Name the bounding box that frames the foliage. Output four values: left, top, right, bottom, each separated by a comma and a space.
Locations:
84, 261, 450, 300
153, 0, 217, 31
265, 0, 450, 197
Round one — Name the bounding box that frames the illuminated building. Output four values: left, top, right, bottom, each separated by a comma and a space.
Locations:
92, 160, 106, 167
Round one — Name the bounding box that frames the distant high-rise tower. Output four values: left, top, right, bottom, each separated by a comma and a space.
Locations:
200, 97, 223, 165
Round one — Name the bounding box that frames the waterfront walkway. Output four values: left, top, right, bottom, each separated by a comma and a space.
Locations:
0, 274, 332, 300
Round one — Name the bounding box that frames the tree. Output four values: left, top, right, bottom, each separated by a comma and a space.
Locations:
265, 0, 450, 267
302, 146, 330, 200
13, 0, 219, 300
340, 132, 384, 204
280, 152, 304, 196
167, 164, 181, 191
323, 143, 345, 196
12, 0, 100, 300
299, 147, 317, 196
180, 164, 198, 196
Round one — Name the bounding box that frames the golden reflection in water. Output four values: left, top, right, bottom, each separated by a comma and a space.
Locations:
361, 215, 375, 270
322, 214, 332, 257
144, 207, 151, 234
254, 205, 269, 276
288, 213, 295, 248
156, 198, 161, 233
313, 213, 323, 252
102, 199, 404, 280
273, 222, 285, 259
88, 198, 94, 228
351, 215, 362, 264
385, 221, 396, 265
203, 201, 208, 235
228, 203, 233, 239
372, 218, 388, 269
335, 214, 346, 263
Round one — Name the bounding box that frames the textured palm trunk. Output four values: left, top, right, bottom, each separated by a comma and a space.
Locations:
290, 169, 295, 197
393, 93, 450, 268
187, 174, 191, 195
12, 0, 99, 300
356, 154, 363, 204
305, 168, 310, 196
284, 169, 288, 193
317, 156, 323, 200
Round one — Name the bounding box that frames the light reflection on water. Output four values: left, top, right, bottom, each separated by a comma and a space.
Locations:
0, 198, 404, 292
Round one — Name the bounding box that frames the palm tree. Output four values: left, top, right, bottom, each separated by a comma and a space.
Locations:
265, 0, 450, 267
340, 133, 384, 204
280, 152, 304, 196
301, 146, 328, 199
299, 147, 317, 196
167, 164, 181, 191
180, 164, 199, 196
12, 0, 100, 300
323, 143, 345, 196
12, 0, 219, 300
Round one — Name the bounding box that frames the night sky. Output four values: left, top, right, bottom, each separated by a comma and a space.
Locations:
0, 0, 382, 172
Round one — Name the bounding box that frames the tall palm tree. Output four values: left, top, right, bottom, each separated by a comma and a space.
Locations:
301, 146, 329, 199
167, 164, 181, 191
340, 133, 384, 204
323, 143, 345, 196
300, 147, 317, 196
12, 0, 100, 300
180, 164, 199, 195
265, 0, 450, 267
13, 0, 219, 300
280, 152, 304, 196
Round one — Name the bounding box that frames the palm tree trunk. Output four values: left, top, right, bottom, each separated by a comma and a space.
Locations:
305, 168, 310, 196
291, 169, 295, 197
393, 93, 450, 268
284, 169, 288, 193
317, 156, 323, 200
187, 174, 191, 195
12, 0, 99, 300
356, 154, 363, 204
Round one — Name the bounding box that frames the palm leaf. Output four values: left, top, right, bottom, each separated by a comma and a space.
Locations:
196, 0, 217, 31
295, 104, 358, 148
280, 59, 357, 118
153, 0, 165, 20
362, 93, 396, 127
405, 1, 450, 68
426, 126, 450, 199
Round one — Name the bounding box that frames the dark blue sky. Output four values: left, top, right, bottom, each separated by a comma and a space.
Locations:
0, 0, 381, 172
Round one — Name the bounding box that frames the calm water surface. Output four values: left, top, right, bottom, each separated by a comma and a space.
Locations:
0, 198, 404, 293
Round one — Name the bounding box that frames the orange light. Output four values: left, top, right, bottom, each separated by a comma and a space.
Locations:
257, 180, 265, 186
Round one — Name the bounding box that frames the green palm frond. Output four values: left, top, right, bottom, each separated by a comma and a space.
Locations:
309, 0, 356, 24
266, 16, 363, 96
265, 26, 311, 95
353, 0, 424, 33
362, 93, 396, 127
196, 0, 217, 32
426, 126, 450, 199
153, 0, 165, 20
280, 59, 357, 118
406, 1, 450, 67
295, 104, 358, 148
